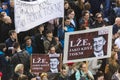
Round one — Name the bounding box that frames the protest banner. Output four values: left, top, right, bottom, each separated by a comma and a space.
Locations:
31, 54, 61, 74
63, 26, 112, 63
15, 0, 64, 33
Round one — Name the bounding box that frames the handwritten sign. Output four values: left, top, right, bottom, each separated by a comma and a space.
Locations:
63, 27, 112, 63
15, 0, 64, 33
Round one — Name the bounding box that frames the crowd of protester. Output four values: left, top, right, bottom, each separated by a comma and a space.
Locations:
1, 0, 120, 80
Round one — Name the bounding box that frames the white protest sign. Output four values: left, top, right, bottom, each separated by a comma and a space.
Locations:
63, 26, 112, 63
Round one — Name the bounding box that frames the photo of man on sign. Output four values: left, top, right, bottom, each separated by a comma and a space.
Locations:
49, 57, 59, 73
91, 35, 106, 57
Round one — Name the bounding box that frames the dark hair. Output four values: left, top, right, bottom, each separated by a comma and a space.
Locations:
13, 42, 20, 49
112, 44, 117, 50
118, 66, 120, 73
61, 65, 66, 70
46, 30, 53, 34
64, 1, 69, 5
64, 16, 70, 21
82, 10, 89, 17
9, 30, 16, 36
24, 36, 32, 42
79, 62, 86, 69
96, 71, 104, 79
95, 13, 103, 18
49, 46, 56, 51
67, 9, 74, 16
84, 2, 91, 10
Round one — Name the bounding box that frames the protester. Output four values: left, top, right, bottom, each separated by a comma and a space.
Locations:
113, 17, 120, 39
58, 65, 70, 80
5, 30, 18, 57
105, 51, 119, 80
40, 72, 48, 80
111, 66, 120, 80
0, 43, 7, 80
64, 17, 75, 32
92, 13, 107, 28
64, 1, 71, 16
115, 30, 120, 49
44, 30, 57, 54
75, 62, 94, 80
34, 24, 45, 54
18, 74, 28, 80
88, 59, 102, 79
12, 64, 24, 80
22, 36, 37, 55
96, 71, 104, 80
67, 9, 76, 28
11, 42, 30, 77
79, 10, 93, 30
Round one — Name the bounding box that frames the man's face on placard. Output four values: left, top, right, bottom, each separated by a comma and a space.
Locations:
50, 58, 59, 69
93, 36, 106, 52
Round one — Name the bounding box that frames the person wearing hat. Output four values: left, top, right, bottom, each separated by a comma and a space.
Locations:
67, 62, 75, 77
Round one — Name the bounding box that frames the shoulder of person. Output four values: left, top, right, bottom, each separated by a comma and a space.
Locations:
111, 73, 119, 80
5, 38, 11, 43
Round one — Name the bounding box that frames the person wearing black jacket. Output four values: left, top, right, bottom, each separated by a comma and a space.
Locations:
11, 42, 30, 77
34, 24, 45, 54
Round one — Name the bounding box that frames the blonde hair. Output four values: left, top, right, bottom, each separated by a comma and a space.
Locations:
14, 64, 24, 73
109, 51, 118, 66
77, 0, 84, 10
40, 72, 48, 79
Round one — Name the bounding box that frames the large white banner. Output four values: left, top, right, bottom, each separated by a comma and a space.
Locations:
15, 0, 64, 33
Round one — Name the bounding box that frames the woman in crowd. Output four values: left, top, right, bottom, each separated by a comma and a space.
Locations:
40, 72, 48, 80
67, 9, 76, 29
79, 10, 93, 30
96, 71, 104, 80
105, 51, 119, 80
12, 64, 24, 80
64, 1, 71, 16
112, 66, 120, 80
92, 13, 107, 28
